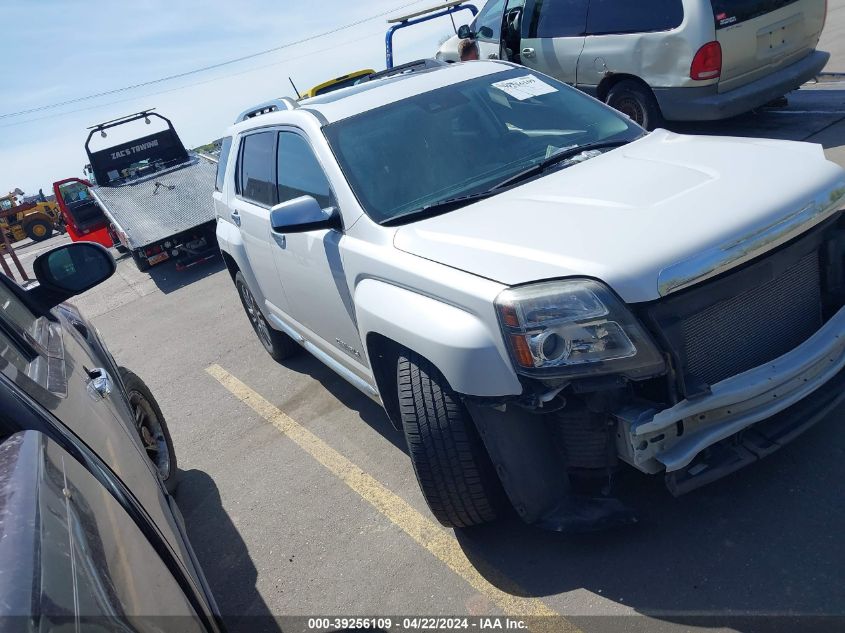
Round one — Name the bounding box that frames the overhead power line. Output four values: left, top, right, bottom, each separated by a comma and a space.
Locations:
0, 27, 388, 130
0, 0, 426, 120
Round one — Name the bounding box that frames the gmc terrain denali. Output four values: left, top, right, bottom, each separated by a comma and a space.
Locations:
214, 61, 845, 530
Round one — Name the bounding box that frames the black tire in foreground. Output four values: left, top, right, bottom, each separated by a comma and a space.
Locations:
398, 351, 502, 528
119, 367, 178, 493
23, 218, 54, 242
606, 79, 664, 130
235, 271, 299, 362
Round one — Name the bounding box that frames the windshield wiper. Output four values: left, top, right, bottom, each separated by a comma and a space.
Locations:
380, 190, 498, 226
492, 139, 634, 191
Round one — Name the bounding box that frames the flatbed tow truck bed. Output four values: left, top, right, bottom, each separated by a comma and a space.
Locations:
90, 155, 216, 251
84, 109, 219, 271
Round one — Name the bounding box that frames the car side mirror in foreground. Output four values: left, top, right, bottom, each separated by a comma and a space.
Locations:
457, 24, 473, 39
270, 196, 342, 233
29, 242, 116, 310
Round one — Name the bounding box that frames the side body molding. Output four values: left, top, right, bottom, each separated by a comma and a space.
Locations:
355, 279, 522, 397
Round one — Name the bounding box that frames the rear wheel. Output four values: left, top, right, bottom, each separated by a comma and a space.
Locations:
23, 218, 53, 242
398, 351, 501, 528
235, 271, 299, 362
606, 79, 664, 130
119, 367, 178, 492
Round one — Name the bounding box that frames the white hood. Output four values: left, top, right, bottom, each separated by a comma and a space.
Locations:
394, 130, 845, 303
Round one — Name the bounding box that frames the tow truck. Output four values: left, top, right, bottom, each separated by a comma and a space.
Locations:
83, 109, 218, 271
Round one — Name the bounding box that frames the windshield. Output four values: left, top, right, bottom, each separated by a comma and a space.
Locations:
324, 68, 641, 224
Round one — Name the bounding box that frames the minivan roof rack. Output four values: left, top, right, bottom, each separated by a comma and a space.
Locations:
235, 97, 299, 124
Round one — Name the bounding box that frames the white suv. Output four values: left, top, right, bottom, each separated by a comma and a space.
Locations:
214, 61, 845, 530
437, 0, 828, 128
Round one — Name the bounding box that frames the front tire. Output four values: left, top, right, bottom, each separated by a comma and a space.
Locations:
23, 218, 53, 242
398, 351, 501, 528
606, 79, 664, 130
119, 367, 178, 493
235, 271, 299, 362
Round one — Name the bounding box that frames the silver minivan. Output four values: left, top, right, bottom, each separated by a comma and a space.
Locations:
436, 0, 829, 128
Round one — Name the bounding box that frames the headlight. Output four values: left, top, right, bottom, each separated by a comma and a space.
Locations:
495, 279, 665, 379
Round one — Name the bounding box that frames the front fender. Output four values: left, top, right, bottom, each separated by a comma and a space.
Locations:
355, 279, 522, 397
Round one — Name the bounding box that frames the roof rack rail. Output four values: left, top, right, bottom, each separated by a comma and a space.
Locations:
364, 59, 447, 82
234, 97, 298, 124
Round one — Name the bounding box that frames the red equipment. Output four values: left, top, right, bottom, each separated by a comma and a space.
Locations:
52, 178, 115, 248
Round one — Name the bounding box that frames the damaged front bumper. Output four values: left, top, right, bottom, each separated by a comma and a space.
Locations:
615, 305, 845, 489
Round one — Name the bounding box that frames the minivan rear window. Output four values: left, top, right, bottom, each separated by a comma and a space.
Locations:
587, 0, 684, 35
711, 0, 800, 29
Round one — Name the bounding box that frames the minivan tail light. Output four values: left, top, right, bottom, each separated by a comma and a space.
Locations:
690, 41, 722, 80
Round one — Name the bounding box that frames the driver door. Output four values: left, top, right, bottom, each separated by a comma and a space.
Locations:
269, 130, 371, 383
472, 0, 508, 59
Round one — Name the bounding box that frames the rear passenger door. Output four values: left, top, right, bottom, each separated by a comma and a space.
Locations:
269, 130, 371, 381
519, 0, 589, 85
229, 131, 291, 317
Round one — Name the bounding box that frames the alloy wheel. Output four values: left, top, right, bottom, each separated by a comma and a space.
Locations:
128, 390, 172, 480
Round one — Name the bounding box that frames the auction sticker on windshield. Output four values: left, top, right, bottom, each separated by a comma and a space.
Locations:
491, 75, 557, 100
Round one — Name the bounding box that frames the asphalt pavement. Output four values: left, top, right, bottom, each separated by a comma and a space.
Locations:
6, 16, 845, 633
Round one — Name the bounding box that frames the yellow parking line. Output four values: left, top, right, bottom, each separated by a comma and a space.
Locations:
206, 364, 580, 632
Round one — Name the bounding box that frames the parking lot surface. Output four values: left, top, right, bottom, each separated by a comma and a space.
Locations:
8, 20, 845, 633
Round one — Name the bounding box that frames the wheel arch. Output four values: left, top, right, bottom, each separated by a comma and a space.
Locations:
20, 212, 54, 228
220, 250, 239, 281
365, 332, 405, 430
596, 72, 651, 103
356, 278, 522, 408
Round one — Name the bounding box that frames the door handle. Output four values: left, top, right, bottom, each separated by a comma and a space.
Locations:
521, 47, 535, 58
272, 233, 286, 249
86, 367, 113, 401
230, 210, 241, 227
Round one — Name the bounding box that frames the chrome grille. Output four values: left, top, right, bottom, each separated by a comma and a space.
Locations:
681, 252, 822, 385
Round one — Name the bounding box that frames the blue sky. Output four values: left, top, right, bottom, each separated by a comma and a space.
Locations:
0, 0, 477, 194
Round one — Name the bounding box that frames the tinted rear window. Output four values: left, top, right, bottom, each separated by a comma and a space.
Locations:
587, 0, 684, 34
711, 0, 800, 29
215, 136, 232, 192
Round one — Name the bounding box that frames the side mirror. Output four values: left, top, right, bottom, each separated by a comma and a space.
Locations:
29, 242, 116, 310
270, 196, 341, 233
477, 26, 494, 39
457, 24, 473, 39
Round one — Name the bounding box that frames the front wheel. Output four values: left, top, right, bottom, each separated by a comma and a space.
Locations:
235, 271, 299, 362
119, 367, 178, 492
606, 79, 664, 130
24, 219, 54, 242
398, 351, 502, 528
